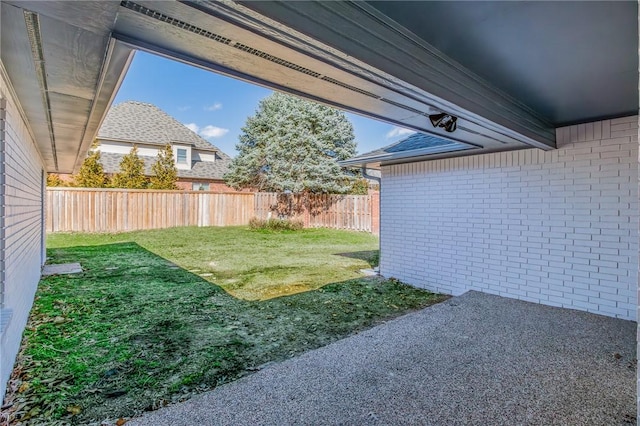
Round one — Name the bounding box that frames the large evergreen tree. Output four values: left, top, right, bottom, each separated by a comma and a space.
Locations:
225, 93, 357, 193
149, 144, 179, 190
73, 144, 107, 188
111, 146, 148, 189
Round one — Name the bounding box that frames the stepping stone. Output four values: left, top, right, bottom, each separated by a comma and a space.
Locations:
42, 263, 83, 276
359, 268, 379, 277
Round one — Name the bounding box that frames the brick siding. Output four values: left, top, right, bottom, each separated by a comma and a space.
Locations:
1, 68, 46, 398
381, 117, 638, 321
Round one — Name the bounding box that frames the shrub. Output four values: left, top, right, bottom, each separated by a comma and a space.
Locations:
349, 178, 369, 195
249, 217, 304, 231
46, 173, 65, 187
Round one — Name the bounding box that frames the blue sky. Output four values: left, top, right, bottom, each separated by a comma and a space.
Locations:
113, 51, 413, 157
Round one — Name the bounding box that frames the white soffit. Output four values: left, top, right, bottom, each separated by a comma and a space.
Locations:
2, 1, 134, 173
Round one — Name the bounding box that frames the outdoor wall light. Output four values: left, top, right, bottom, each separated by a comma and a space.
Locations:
429, 113, 458, 133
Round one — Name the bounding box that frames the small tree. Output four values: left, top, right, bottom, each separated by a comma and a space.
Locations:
111, 146, 148, 189
149, 144, 179, 190
73, 144, 107, 188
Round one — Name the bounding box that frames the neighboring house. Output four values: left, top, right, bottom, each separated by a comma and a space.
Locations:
96, 101, 234, 191
1, 1, 638, 413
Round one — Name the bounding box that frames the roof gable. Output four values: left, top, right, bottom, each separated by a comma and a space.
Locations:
97, 101, 225, 153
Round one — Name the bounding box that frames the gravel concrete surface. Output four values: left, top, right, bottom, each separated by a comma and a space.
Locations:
128, 291, 636, 426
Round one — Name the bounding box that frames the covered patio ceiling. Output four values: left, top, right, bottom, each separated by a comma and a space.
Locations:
1, 1, 637, 173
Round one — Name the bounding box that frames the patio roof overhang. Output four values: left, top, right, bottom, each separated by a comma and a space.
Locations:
1, 1, 636, 173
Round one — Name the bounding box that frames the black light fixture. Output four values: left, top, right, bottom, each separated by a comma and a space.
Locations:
429, 113, 458, 133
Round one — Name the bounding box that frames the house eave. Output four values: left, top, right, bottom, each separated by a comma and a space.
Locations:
98, 137, 220, 153
340, 143, 476, 169
1, 1, 135, 174
110, 0, 554, 158
72, 41, 135, 173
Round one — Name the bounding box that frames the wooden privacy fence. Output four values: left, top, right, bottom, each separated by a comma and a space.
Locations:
46, 188, 254, 233
255, 192, 378, 233
46, 188, 379, 234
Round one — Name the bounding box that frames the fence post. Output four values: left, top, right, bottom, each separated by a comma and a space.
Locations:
370, 191, 380, 236
304, 195, 310, 228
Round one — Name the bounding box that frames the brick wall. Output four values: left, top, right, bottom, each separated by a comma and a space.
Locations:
1, 67, 46, 398
381, 116, 638, 320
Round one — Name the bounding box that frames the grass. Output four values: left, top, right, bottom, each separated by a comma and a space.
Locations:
48, 226, 382, 301
248, 217, 304, 232
5, 227, 447, 424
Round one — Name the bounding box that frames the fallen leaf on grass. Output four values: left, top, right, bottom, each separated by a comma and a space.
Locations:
18, 382, 29, 393
21, 406, 40, 420
116, 418, 128, 426
53, 316, 67, 324
66, 405, 82, 415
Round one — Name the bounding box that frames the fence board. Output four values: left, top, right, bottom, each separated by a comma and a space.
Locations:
46, 188, 254, 233
252, 192, 375, 233
46, 188, 378, 234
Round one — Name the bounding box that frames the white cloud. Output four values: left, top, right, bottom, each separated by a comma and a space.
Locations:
184, 123, 200, 133
205, 103, 223, 111
185, 123, 229, 139
386, 126, 414, 139
199, 125, 229, 139
178, 106, 191, 111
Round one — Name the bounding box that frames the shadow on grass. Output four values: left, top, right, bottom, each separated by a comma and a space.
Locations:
334, 250, 380, 267
6, 242, 444, 425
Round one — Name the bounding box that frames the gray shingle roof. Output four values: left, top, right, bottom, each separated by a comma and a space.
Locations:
360, 133, 463, 157
98, 101, 221, 151
342, 132, 471, 167
99, 151, 231, 180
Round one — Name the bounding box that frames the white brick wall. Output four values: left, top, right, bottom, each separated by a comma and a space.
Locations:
0, 66, 46, 399
381, 117, 638, 321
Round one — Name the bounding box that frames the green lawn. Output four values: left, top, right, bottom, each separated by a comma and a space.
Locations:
6, 227, 446, 424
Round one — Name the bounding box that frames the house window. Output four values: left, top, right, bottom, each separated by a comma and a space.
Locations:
193, 182, 209, 191
176, 148, 187, 164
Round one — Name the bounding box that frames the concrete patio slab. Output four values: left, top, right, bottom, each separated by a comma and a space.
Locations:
129, 291, 636, 425
41, 263, 82, 276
